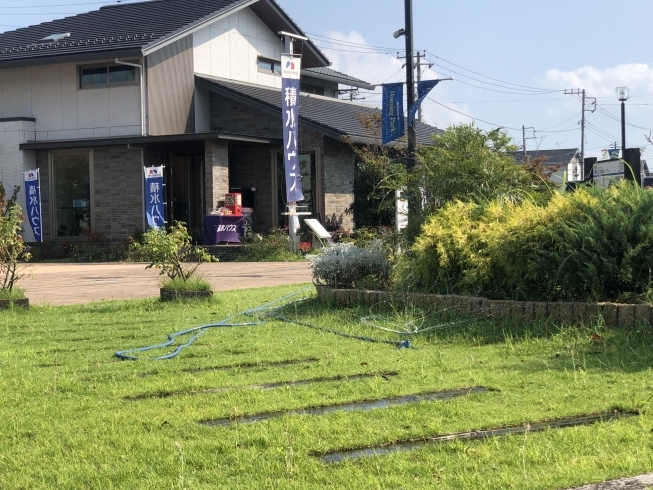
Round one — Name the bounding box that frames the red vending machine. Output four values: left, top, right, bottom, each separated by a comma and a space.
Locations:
224, 193, 243, 216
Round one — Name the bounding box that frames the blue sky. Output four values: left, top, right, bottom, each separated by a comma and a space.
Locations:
1, 0, 653, 159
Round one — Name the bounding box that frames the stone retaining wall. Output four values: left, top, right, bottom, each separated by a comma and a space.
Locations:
315, 287, 652, 328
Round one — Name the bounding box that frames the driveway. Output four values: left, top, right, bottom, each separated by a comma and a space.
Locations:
19, 262, 313, 306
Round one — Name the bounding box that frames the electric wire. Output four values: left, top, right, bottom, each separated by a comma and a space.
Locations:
425, 96, 522, 130
424, 50, 561, 93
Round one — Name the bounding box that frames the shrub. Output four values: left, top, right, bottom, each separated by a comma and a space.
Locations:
309, 242, 391, 290
236, 228, 304, 262
161, 276, 212, 292
130, 222, 214, 284
0, 182, 31, 296
396, 181, 653, 303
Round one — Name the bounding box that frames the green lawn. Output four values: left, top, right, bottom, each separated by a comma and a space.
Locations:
1, 285, 652, 489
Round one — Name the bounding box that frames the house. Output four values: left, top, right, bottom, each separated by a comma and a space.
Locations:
512, 149, 582, 186
0, 0, 439, 242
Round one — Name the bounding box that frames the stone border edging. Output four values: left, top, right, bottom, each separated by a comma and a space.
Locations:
315, 287, 652, 328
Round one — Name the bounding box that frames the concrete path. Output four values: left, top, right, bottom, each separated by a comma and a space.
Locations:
566, 473, 653, 489
19, 262, 313, 306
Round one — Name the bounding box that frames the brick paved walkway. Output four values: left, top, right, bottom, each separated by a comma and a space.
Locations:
20, 262, 313, 306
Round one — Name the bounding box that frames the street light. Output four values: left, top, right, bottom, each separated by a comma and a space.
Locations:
616, 86, 630, 152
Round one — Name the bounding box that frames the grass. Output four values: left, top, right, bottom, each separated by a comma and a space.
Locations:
161, 277, 213, 292
1, 285, 652, 489
0, 287, 25, 300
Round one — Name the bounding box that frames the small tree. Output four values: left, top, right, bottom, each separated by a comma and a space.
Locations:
0, 182, 31, 295
132, 221, 213, 283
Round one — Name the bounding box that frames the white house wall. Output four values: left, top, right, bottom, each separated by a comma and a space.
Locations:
193, 7, 284, 89
0, 119, 37, 242
0, 62, 141, 141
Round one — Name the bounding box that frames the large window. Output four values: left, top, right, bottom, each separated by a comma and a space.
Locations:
51, 152, 92, 237
80, 64, 137, 88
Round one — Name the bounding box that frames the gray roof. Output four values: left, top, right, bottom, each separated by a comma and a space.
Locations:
303, 67, 374, 90
512, 148, 579, 165
0, 0, 329, 68
196, 74, 441, 145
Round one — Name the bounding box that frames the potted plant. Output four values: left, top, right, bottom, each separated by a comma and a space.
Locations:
0, 182, 31, 308
132, 221, 215, 301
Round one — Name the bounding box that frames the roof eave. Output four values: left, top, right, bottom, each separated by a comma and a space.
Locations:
0, 47, 143, 69
301, 70, 375, 90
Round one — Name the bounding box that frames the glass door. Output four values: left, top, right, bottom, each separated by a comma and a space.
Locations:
165, 153, 204, 235
51, 152, 92, 237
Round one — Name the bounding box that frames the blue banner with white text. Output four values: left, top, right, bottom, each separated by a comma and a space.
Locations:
23, 169, 42, 243
144, 166, 166, 229
281, 54, 305, 203
408, 79, 441, 126
382, 83, 405, 145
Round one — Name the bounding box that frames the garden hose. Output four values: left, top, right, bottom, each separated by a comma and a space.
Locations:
114, 287, 412, 361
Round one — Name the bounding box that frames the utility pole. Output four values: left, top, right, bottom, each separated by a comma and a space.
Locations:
522, 126, 536, 161
565, 89, 595, 180
404, 0, 416, 170
415, 51, 433, 122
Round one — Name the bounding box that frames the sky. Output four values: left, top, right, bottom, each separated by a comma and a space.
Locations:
1, 0, 653, 160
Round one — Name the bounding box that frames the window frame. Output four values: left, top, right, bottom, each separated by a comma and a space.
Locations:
257, 57, 282, 77
48, 149, 95, 240
78, 61, 140, 90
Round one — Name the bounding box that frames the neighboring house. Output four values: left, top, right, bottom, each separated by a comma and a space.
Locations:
512, 149, 582, 186
0, 0, 439, 242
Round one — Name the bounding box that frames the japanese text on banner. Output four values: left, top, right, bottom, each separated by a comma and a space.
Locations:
143, 166, 166, 229
23, 169, 42, 243
281, 54, 304, 203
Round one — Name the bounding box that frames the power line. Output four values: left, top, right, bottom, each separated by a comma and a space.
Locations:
306, 32, 404, 52
424, 50, 560, 93
428, 61, 561, 94
425, 96, 521, 131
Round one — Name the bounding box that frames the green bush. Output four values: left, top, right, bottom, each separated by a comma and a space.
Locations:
0, 182, 31, 295
236, 228, 305, 262
397, 181, 653, 303
131, 222, 214, 283
160, 276, 212, 292
309, 242, 391, 290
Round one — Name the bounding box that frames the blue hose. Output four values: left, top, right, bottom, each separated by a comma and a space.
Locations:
114, 287, 412, 361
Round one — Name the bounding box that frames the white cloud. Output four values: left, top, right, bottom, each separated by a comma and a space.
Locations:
318, 30, 469, 128
542, 63, 653, 97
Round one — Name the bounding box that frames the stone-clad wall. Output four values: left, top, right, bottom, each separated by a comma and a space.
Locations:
323, 138, 354, 230
317, 288, 653, 329
93, 146, 143, 240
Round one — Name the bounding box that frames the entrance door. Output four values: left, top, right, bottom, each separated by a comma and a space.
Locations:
276, 152, 317, 228
165, 153, 204, 235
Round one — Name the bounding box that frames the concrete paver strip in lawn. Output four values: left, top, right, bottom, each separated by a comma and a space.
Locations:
566, 473, 653, 489
21, 262, 313, 306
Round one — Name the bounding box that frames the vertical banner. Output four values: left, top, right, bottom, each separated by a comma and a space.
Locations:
408, 79, 441, 126
382, 83, 405, 145
281, 54, 304, 204
23, 169, 42, 243
143, 166, 165, 229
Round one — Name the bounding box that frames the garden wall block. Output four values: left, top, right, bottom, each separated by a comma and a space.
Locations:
618, 305, 635, 329
633, 304, 652, 325
317, 289, 652, 329
534, 302, 549, 320
602, 303, 619, 327
558, 303, 575, 325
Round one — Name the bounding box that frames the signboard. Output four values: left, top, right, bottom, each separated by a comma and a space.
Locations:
593, 159, 624, 189
408, 79, 440, 125
143, 166, 165, 229
281, 54, 304, 203
23, 169, 42, 243
382, 83, 405, 145
202, 216, 244, 244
